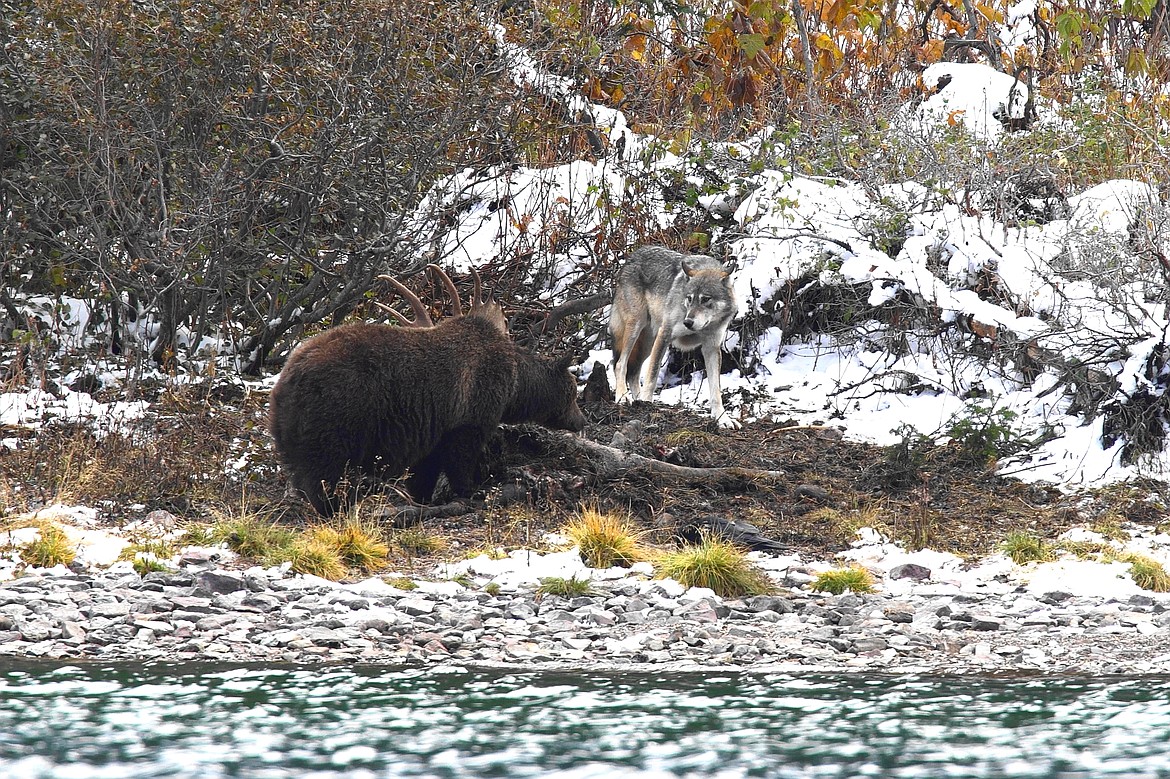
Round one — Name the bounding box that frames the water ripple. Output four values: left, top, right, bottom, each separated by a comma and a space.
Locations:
2, 664, 1170, 778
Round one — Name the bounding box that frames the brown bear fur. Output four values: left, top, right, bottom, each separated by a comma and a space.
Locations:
268, 302, 585, 515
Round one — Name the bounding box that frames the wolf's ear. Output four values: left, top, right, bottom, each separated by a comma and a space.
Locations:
681, 260, 698, 278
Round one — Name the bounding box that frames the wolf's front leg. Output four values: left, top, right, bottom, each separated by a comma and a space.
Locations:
638, 330, 670, 402
702, 342, 740, 429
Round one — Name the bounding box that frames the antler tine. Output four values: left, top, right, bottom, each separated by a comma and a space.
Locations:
371, 300, 414, 326
376, 274, 433, 328
469, 268, 484, 311
425, 264, 463, 317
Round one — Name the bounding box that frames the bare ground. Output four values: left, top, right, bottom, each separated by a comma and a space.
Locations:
5, 374, 1168, 570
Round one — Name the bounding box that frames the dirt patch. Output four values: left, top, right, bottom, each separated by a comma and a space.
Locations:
4, 381, 1167, 569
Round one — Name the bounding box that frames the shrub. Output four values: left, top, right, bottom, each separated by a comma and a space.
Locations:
484, 582, 502, 596
656, 536, 775, 598
19, 525, 76, 568
945, 403, 1029, 466
877, 423, 933, 489
565, 506, 645, 568
537, 575, 592, 598
1001, 532, 1056, 565
810, 565, 875, 595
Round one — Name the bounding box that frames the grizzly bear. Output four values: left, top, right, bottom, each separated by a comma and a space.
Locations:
268, 271, 585, 515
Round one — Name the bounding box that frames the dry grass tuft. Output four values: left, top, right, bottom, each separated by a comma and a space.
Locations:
1057, 539, 1112, 559
802, 504, 890, 546
1114, 551, 1170, 592
537, 575, 592, 598
810, 565, 876, 595
133, 556, 172, 576
392, 527, 448, 557
1000, 532, 1057, 565
656, 535, 775, 598
307, 516, 390, 573
19, 525, 77, 568
284, 537, 349, 580
383, 575, 418, 590
564, 506, 646, 568
210, 511, 296, 561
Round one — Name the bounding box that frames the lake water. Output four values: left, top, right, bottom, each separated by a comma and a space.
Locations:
1, 662, 1169, 778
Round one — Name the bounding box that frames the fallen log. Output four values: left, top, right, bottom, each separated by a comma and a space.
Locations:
373, 501, 469, 528
504, 425, 786, 487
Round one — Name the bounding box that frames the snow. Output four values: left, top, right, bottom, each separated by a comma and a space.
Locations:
904, 62, 1035, 141
0, 388, 147, 438
436, 548, 654, 589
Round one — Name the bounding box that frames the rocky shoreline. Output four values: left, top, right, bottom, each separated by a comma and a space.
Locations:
4, 549, 1170, 676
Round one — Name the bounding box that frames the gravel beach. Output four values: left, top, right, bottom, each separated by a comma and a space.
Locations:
4, 544, 1170, 676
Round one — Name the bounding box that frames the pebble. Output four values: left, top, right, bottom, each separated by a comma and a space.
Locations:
2, 559, 1170, 675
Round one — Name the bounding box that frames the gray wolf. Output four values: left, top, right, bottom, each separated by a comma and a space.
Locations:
269, 266, 586, 515
610, 245, 739, 429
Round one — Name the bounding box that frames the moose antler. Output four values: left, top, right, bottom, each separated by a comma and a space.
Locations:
425, 264, 462, 315
465, 267, 485, 312
376, 265, 485, 327
375, 274, 434, 327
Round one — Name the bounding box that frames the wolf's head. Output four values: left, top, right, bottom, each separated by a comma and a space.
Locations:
679, 259, 736, 333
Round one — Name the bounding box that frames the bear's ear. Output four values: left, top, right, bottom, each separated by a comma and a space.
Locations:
555, 354, 574, 371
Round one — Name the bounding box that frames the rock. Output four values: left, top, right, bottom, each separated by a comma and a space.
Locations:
90, 600, 131, 618
506, 602, 535, 619
60, 622, 87, 641
851, 637, 889, 653
889, 563, 931, 581
970, 614, 1002, 631
194, 571, 248, 595
742, 595, 794, 614
572, 606, 616, 626
0, 540, 1166, 676
132, 618, 176, 635
398, 598, 436, 616
883, 602, 915, 623
171, 596, 214, 612
301, 627, 350, 646
793, 484, 832, 503
240, 593, 281, 613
